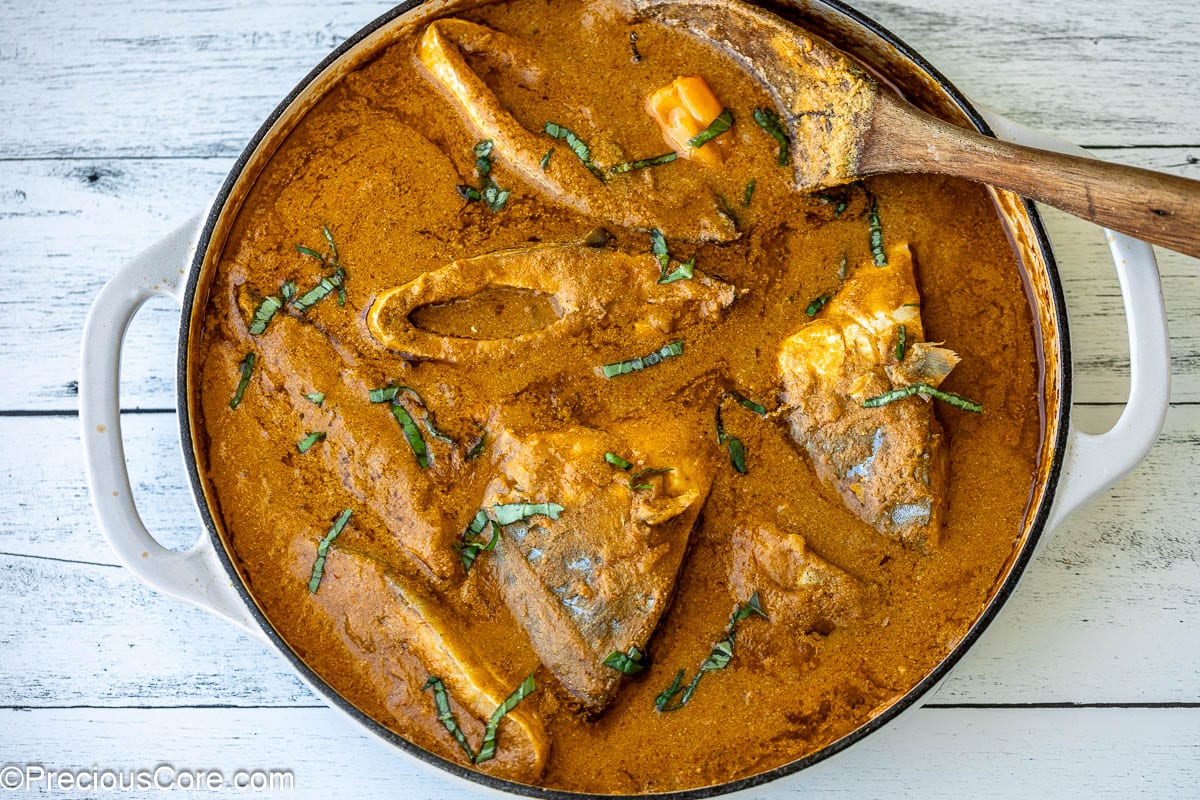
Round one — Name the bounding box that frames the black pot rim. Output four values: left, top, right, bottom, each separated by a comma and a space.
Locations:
175, 2, 1072, 797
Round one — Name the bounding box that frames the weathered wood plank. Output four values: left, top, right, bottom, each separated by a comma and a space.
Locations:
5, 151, 1199, 412
1, 0, 1197, 160
4, 406, 1196, 705
0, 706, 1196, 798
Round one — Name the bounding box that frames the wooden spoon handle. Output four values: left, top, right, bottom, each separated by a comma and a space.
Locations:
863, 93, 1200, 259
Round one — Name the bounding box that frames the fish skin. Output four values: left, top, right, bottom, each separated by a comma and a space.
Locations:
778, 242, 954, 549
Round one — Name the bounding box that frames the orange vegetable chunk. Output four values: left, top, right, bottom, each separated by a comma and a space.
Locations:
645, 75, 730, 166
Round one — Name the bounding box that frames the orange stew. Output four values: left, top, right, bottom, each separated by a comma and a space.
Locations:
190, 0, 1041, 793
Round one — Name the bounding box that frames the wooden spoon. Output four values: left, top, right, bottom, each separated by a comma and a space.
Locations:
634, 0, 1200, 259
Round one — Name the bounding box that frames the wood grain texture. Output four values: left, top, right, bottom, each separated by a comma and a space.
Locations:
862, 93, 1200, 258
1, 408, 1196, 706
0, 0, 1196, 160
0, 707, 1197, 799
6, 0, 1199, 796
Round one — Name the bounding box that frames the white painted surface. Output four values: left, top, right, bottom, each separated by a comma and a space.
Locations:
4, 0, 1199, 798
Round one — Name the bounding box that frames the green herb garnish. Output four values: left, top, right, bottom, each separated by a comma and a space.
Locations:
475, 674, 537, 764
869, 197, 887, 266
629, 466, 673, 491
725, 437, 747, 474
895, 325, 907, 361
422, 674, 537, 764
248, 295, 282, 335
540, 148, 554, 171
862, 382, 982, 413
291, 268, 346, 313
730, 392, 767, 416
601, 340, 684, 378
493, 502, 565, 525
608, 152, 677, 176
458, 140, 510, 212
391, 403, 429, 467
421, 676, 476, 761
603, 645, 647, 675
655, 593, 766, 712
544, 122, 605, 180
687, 108, 733, 149
743, 178, 756, 207
292, 226, 347, 311
304, 391, 325, 405
297, 431, 325, 454
817, 193, 849, 217
308, 508, 353, 593
466, 431, 486, 460
605, 452, 633, 471
229, 352, 255, 410
646, 229, 696, 285
753, 107, 789, 166
456, 509, 500, 572
805, 294, 831, 317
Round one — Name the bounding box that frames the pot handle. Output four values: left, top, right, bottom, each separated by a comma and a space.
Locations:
980, 108, 1171, 534
80, 216, 268, 642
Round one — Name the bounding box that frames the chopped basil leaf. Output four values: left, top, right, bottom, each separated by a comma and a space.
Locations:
660, 256, 695, 285
903, 302, 921, 308
249, 294, 283, 335
726, 437, 747, 474
605, 452, 633, 471
603, 645, 647, 675
466, 432, 486, 460
368, 385, 401, 404
421, 676, 476, 761
291, 268, 345, 314
493, 502, 565, 525
229, 352, 255, 410
544, 122, 605, 180
601, 340, 684, 378
805, 294, 831, 317
655, 594, 766, 712
743, 178, 756, 207
730, 392, 767, 415
869, 197, 888, 266
650, 229, 670, 272
896, 324, 907, 361
629, 466, 672, 491
308, 508, 353, 593
629, 30, 642, 63
456, 509, 500, 572
817, 193, 849, 217
608, 151, 677, 176
280, 280, 297, 302
297, 431, 325, 454
753, 107, 790, 166
862, 382, 983, 413
391, 402, 429, 468
295, 245, 325, 262
647, 227, 697, 284
540, 148, 554, 171
687, 108, 733, 148
732, 591, 767, 622
655, 669, 687, 712
322, 225, 338, 260
458, 140, 510, 212
304, 391, 325, 405
475, 674, 537, 764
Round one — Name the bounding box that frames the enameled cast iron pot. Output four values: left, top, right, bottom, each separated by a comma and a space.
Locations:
80, 1, 1171, 796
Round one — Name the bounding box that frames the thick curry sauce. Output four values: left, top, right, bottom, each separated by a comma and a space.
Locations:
191, 0, 1042, 793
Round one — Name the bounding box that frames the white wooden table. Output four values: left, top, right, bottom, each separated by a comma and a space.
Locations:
4, 0, 1198, 797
